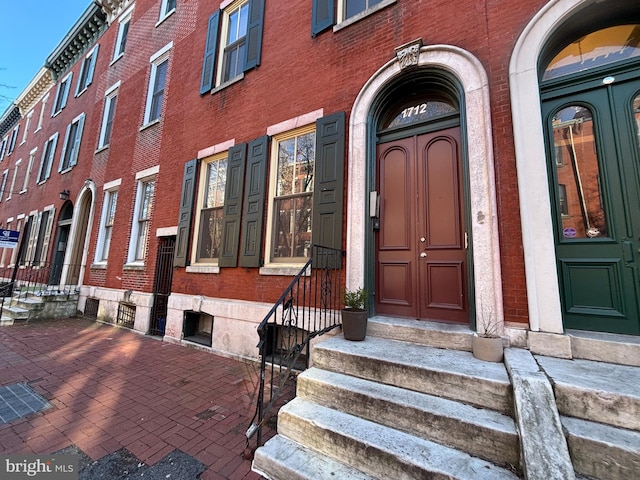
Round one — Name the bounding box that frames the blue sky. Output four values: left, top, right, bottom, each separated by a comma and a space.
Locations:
0, 0, 92, 112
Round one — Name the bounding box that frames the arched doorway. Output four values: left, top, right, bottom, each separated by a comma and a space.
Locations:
61, 181, 96, 286
372, 74, 469, 322
50, 201, 73, 286
541, 26, 640, 335
510, 1, 640, 336
348, 45, 503, 332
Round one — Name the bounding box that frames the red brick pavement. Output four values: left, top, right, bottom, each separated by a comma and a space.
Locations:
0, 317, 276, 479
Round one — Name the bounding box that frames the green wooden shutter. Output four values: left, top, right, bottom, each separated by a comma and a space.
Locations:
311, 0, 335, 37
219, 143, 247, 267
174, 159, 198, 267
312, 111, 345, 262
239, 135, 269, 268
244, 0, 264, 71
200, 11, 220, 94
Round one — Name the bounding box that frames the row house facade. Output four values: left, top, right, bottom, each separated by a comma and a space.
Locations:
0, 0, 639, 363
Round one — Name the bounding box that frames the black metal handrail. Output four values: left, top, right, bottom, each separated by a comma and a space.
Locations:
245, 245, 344, 451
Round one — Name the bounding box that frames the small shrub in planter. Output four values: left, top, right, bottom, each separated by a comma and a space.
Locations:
342, 287, 368, 341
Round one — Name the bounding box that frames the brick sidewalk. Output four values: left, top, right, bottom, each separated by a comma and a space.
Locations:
0, 317, 275, 479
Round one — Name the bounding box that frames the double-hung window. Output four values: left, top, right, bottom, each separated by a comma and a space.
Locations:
37, 133, 59, 183
268, 127, 316, 262
113, 7, 133, 62
0, 137, 7, 161
59, 113, 86, 172
159, 0, 176, 21
96, 183, 120, 263
8, 159, 20, 201
7, 126, 19, 155
199, 0, 264, 94
128, 167, 158, 264
144, 43, 172, 125
22, 148, 37, 193
76, 45, 99, 95
195, 154, 227, 263
0, 170, 8, 203
21, 111, 33, 145
99, 82, 119, 149
311, 0, 395, 35
51, 73, 73, 116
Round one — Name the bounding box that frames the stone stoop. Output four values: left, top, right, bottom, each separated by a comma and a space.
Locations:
536, 355, 640, 480
253, 332, 522, 479
0, 293, 79, 324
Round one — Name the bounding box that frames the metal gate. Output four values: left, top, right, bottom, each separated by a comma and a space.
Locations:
149, 236, 175, 336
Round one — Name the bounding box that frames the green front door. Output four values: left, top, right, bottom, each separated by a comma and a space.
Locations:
543, 75, 640, 335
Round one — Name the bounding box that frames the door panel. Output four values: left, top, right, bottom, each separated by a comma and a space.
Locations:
376, 127, 468, 322
543, 78, 640, 334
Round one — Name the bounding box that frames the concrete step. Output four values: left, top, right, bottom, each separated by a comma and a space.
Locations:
561, 415, 640, 480
253, 435, 377, 480
313, 335, 513, 415
275, 397, 520, 480
0, 315, 14, 326
568, 329, 640, 367
3, 305, 29, 320
536, 356, 640, 431
15, 297, 44, 311
367, 316, 474, 351
296, 367, 520, 468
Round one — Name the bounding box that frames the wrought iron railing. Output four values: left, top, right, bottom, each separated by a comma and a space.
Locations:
0, 262, 82, 318
246, 245, 344, 450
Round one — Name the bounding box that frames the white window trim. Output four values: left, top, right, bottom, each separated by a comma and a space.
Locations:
334, 0, 396, 31
36, 93, 50, 132
0, 170, 8, 203
21, 111, 33, 145
190, 151, 228, 268
94, 179, 122, 265
98, 81, 121, 149
75, 45, 99, 96
21, 148, 37, 193
7, 125, 19, 155
126, 168, 159, 265
58, 112, 86, 173
157, 0, 176, 25
112, 4, 134, 63
261, 123, 316, 274
143, 42, 173, 126
51, 72, 73, 116
214, 0, 249, 88
8, 159, 20, 201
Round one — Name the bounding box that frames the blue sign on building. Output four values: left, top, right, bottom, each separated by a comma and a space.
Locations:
0, 230, 20, 249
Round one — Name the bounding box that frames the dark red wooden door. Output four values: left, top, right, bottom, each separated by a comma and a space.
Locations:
375, 127, 468, 322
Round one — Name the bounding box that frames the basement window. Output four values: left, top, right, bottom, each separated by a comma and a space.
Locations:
183, 311, 213, 347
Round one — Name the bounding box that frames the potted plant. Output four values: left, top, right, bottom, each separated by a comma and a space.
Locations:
472, 304, 504, 362
341, 287, 368, 341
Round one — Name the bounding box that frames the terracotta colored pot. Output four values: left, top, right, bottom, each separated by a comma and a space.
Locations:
472, 335, 504, 362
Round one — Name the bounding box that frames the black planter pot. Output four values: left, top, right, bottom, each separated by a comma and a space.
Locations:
341, 309, 368, 341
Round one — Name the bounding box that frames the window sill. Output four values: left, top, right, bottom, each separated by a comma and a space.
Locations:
211, 74, 244, 95
259, 264, 310, 276
140, 119, 161, 131
110, 53, 124, 66
123, 262, 145, 271
91, 262, 107, 270
155, 9, 175, 27
186, 265, 220, 274
95, 145, 109, 154
334, 0, 396, 32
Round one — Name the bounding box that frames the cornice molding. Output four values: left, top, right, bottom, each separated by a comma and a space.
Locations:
0, 105, 21, 138
45, 4, 108, 80
97, 0, 135, 24
15, 68, 55, 115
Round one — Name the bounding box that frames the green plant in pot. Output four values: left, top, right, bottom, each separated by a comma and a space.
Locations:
342, 287, 368, 341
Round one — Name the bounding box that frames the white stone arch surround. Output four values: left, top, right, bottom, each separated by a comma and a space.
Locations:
62, 179, 96, 287
509, 0, 627, 334
347, 45, 504, 331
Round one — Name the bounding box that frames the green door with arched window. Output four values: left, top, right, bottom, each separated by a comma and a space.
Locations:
542, 71, 640, 335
